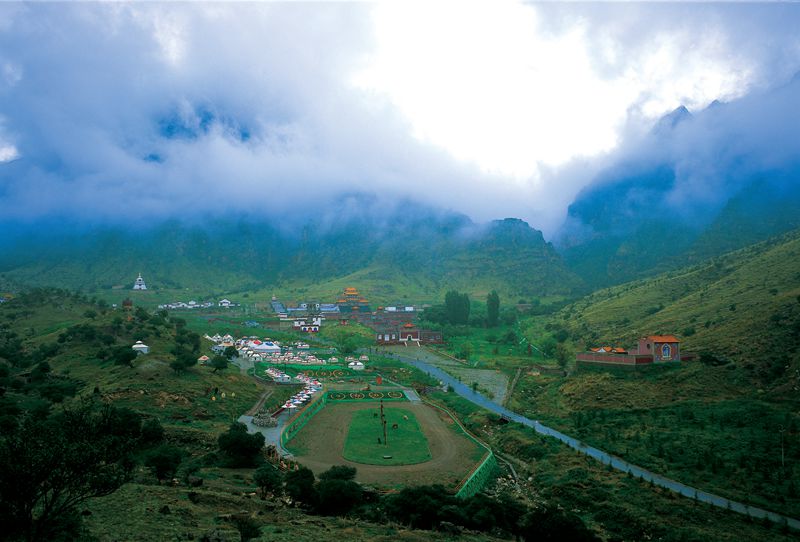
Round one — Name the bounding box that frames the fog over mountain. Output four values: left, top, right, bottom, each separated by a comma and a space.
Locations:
557, 73, 800, 285
1, 2, 800, 239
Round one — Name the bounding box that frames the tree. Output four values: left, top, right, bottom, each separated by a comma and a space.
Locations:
319, 465, 356, 481
134, 307, 150, 322
223, 345, 238, 360
330, 329, 360, 355
502, 330, 518, 345
385, 485, 455, 530
210, 355, 228, 373
444, 291, 471, 325
171, 349, 198, 373
556, 342, 572, 371
317, 478, 362, 516
253, 465, 283, 499
487, 291, 500, 327
540, 336, 557, 358
144, 444, 183, 481
139, 418, 165, 446
0, 402, 140, 542
521, 506, 599, 542
217, 423, 264, 467
284, 466, 317, 507
231, 517, 261, 542
111, 346, 137, 368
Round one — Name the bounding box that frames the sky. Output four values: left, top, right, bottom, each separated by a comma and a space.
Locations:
0, 2, 799, 236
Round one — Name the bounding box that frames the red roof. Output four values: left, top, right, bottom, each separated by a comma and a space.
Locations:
590, 346, 628, 353
647, 335, 680, 343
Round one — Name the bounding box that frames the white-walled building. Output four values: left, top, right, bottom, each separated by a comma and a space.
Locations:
132, 273, 147, 290
132, 341, 150, 355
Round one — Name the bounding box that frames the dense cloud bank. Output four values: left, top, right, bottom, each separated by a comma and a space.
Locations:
0, 3, 799, 237
560, 73, 800, 246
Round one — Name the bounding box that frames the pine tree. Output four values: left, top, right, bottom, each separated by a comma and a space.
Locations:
487, 290, 500, 327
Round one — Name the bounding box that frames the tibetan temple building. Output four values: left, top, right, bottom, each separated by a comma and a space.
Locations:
576, 335, 693, 367
337, 286, 371, 313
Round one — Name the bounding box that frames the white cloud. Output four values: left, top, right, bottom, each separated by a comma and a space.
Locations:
0, 144, 18, 163
0, 2, 798, 236
355, 1, 776, 181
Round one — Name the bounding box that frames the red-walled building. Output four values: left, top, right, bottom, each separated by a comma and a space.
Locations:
576, 335, 688, 367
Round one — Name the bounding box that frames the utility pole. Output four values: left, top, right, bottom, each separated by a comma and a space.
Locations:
779, 425, 785, 469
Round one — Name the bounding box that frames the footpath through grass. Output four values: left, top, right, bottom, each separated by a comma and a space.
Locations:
343, 407, 432, 466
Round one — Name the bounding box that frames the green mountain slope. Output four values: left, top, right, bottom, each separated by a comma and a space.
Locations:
561, 228, 800, 385
0, 215, 585, 303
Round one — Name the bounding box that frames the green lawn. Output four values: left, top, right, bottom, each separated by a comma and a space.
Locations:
343, 407, 432, 466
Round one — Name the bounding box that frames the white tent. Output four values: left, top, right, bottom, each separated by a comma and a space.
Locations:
347, 360, 365, 371
132, 341, 149, 355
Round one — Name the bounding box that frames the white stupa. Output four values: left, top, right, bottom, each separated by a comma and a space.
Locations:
133, 273, 147, 290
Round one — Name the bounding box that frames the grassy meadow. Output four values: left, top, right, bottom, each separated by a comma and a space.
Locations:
343, 407, 432, 465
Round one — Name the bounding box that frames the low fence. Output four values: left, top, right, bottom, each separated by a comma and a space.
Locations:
457, 452, 499, 499
422, 399, 499, 498
280, 391, 328, 448
254, 363, 360, 378
326, 390, 408, 402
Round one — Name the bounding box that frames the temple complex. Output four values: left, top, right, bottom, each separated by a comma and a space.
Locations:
337, 286, 371, 313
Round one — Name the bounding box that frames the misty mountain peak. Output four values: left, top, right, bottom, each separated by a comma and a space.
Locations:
652, 105, 693, 135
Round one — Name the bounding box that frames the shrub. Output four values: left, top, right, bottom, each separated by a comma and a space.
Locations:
253, 464, 283, 498
319, 465, 356, 481
210, 355, 228, 373
384, 485, 455, 530
317, 478, 362, 516
231, 517, 261, 542
285, 466, 317, 507
217, 423, 264, 467
521, 506, 599, 542
144, 444, 183, 481
139, 418, 165, 446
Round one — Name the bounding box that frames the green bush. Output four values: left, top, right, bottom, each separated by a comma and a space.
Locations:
217, 423, 264, 468
144, 444, 183, 481
317, 478, 362, 516
285, 466, 317, 508
319, 465, 356, 481
254, 464, 283, 498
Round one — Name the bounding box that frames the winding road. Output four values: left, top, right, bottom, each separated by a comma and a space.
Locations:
385, 350, 800, 530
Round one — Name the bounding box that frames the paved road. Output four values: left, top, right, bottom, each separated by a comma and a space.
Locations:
386, 351, 800, 530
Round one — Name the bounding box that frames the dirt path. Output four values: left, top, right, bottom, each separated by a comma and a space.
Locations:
245, 388, 274, 416
286, 402, 482, 488
504, 367, 523, 406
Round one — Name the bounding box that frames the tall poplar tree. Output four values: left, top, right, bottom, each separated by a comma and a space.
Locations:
487, 290, 500, 327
